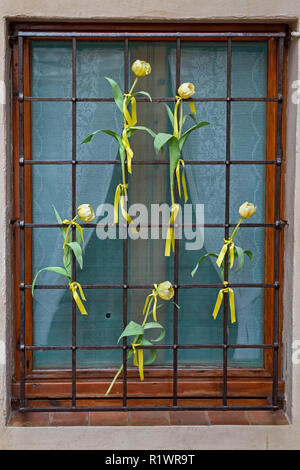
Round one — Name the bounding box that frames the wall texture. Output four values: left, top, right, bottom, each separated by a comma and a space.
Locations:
0, 0, 300, 449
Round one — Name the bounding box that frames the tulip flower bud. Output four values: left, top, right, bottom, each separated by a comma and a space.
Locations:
131, 60, 151, 77
157, 281, 174, 301
178, 82, 195, 100
238, 202, 256, 219
77, 204, 95, 222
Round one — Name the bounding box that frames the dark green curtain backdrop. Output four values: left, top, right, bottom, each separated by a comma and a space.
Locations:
30, 40, 267, 369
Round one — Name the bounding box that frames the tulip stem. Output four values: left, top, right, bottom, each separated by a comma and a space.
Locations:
129, 77, 138, 95
179, 100, 183, 138
230, 217, 243, 241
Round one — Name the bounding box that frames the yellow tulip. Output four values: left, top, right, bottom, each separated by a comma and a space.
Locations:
157, 281, 174, 301
178, 82, 195, 100
77, 204, 95, 222
131, 60, 151, 77
238, 202, 257, 219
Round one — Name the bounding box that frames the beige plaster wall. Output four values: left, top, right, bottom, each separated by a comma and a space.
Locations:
0, 0, 300, 450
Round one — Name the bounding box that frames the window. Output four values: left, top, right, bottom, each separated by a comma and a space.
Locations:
11, 23, 287, 411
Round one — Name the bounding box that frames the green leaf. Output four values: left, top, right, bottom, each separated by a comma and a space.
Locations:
66, 241, 83, 270
118, 321, 144, 343
144, 321, 165, 342
191, 253, 218, 277
234, 246, 244, 273
129, 125, 156, 139
163, 103, 174, 127
76, 225, 84, 247
144, 348, 157, 365
244, 249, 253, 262
153, 132, 174, 154
179, 121, 210, 151
63, 246, 72, 277
100, 129, 123, 145
81, 130, 101, 144
139, 337, 153, 346
105, 77, 124, 113
188, 113, 198, 124
52, 204, 65, 238
133, 90, 152, 102
32, 266, 70, 296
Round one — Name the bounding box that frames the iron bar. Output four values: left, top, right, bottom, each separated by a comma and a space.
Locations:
21, 159, 279, 165
23, 343, 276, 351
18, 35, 26, 409
23, 282, 278, 290
272, 37, 284, 407
222, 38, 232, 407
172, 36, 181, 407
122, 37, 129, 408
22, 96, 279, 103
71, 37, 77, 408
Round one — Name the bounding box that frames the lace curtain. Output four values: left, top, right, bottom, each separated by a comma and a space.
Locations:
31, 40, 267, 368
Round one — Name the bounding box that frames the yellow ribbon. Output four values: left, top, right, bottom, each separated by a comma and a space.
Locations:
123, 93, 137, 127
216, 238, 235, 269
188, 101, 196, 115
212, 281, 236, 324
142, 284, 158, 322
69, 281, 88, 315
113, 183, 137, 232
132, 343, 144, 381
176, 159, 188, 203
62, 219, 84, 249
122, 127, 133, 174
165, 204, 180, 257
122, 94, 137, 174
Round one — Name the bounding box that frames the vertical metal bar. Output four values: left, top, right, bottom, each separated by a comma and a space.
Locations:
223, 38, 232, 407
272, 37, 284, 407
18, 36, 26, 409
173, 37, 181, 407
122, 38, 129, 407
71, 37, 77, 408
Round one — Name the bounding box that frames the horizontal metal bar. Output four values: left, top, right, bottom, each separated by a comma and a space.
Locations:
17, 31, 286, 38
21, 159, 277, 166
20, 405, 279, 412
13, 222, 281, 229
23, 343, 276, 351
23, 95, 279, 103
25, 282, 277, 289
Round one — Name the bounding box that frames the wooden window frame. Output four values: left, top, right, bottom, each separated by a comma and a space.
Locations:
10, 22, 287, 410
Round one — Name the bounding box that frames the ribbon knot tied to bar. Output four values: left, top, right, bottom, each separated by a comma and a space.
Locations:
69, 281, 88, 315
165, 203, 180, 257
176, 159, 188, 203
132, 343, 144, 381
212, 281, 236, 324
142, 283, 159, 322
216, 237, 235, 269
114, 184, 137, 232
62, 218, 84, 249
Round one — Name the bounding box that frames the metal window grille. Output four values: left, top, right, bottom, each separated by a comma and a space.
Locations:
14, 29, 286, 412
